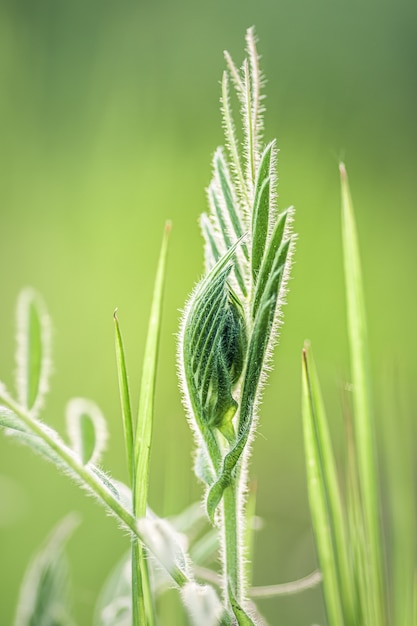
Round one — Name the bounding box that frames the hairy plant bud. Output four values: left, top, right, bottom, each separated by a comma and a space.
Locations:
182, 261, 247, 439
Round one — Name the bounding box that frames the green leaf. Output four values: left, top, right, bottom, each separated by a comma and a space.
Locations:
137, 514, 191, 583
94, 552, 131, 626
340, 163, 385, 623
114, 310, 134, 484
251, 142, 275, 280
66, 398, 108, 465
302, 343, 360, 624
180, 583, 225, 626
207, 184, 248, 296
14, 514, 79, 626
207, 237, 290, 520
213, 149, 249, 257
252, 211, 290, 319
133, 222, 171, 626
181, 238, 245, 474
15, 289, 52, 415
301, 345, 345, 626
134, 222, 171, 516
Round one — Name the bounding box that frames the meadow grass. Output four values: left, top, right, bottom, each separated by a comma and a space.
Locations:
1, 28, 413, 626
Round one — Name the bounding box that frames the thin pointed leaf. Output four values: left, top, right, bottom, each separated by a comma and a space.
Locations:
245, 27, 264, 161
134, 221, 171, 513
302, 343, 357, 622
132, 223, 171, 626
66, 398, 108, 466
340, 163, 385, 621
208, 183, 247, 296
114, 311, 134, 484
242, 59, 256, 187
301, 346, 345, 626
252, 213, 290, 319
201, 213, 221, 271
14, 514, 79, 626
221, 72, 249, 209
214, 149, 249, 256
15, 289, 52, 415
251, 142, 275, 280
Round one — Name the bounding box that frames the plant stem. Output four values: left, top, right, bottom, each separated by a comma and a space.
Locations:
0, 393, 189, 588
223, 480, 242, 606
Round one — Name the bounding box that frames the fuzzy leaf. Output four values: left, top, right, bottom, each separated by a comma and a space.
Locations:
94, 553, 131, 626
251, 142, 275, 280
15, 289, 52, 415
207, 237, 290, 520
66, 398, 108, 466
14, 514, 79, 626
137, 515, 191, 583
214, 149, 249, 257
180, 582, 225, 626
207, 184, 247, 296
181, 238, 245, 472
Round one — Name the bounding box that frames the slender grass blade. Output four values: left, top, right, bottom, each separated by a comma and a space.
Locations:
340, 163, 385, 623
301, 345, 345, 626
114, 311, 134, 483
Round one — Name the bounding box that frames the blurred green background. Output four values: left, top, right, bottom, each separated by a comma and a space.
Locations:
0, 0, 416, 624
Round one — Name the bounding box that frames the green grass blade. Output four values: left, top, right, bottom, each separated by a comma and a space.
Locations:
340, 163, 385, 623
301, 345, 345, 626
133, 222, 171, 626
114, 311, 135, 484
134, 221, 171, 514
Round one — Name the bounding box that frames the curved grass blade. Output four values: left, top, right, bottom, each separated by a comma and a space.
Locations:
15, 288, 52, 416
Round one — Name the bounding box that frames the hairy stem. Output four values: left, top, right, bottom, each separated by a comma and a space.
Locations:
0, 392, 189, 588
222, 480, 242, 606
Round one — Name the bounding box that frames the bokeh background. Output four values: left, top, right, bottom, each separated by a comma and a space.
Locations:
1, 1, 416, 624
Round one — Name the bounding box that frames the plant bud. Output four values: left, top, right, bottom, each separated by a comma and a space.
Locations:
183, 264, 247, 438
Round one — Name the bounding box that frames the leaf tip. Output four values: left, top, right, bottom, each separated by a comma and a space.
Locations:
339, 161, 347, 180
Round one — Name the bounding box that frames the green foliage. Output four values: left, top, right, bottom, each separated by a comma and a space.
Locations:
302, 165, 416, 626
3, 24, 410, 626
179, 27, 294, 621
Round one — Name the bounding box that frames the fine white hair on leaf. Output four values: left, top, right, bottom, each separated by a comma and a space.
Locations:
66, 397, 108, 466
180, 582, 224, 626
15, 288, 53, 417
